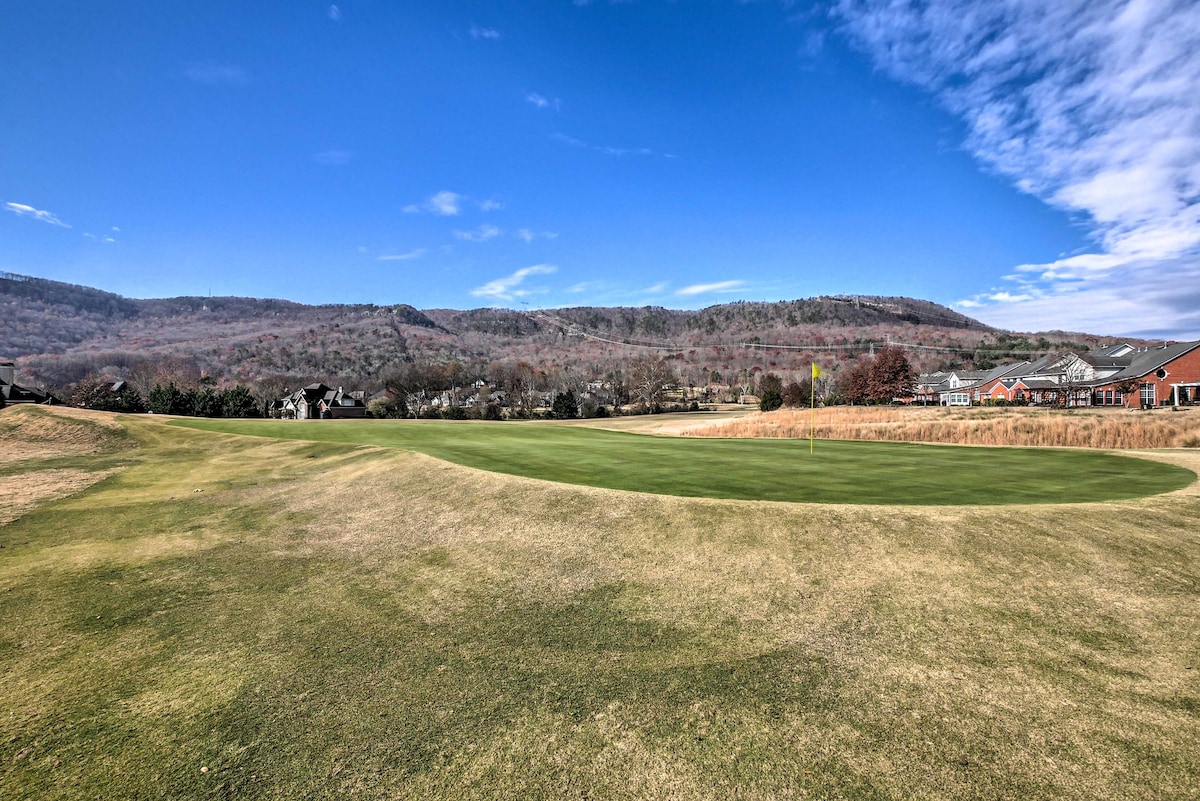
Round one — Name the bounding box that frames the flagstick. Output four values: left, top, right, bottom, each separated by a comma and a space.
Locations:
810, 363, 816, 454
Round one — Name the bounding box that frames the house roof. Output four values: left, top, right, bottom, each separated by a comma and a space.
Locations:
1103, 341, 1200, 382
1, 382, 58, 404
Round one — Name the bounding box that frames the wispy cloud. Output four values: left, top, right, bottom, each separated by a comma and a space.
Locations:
471, 264, 557, 302
313, 149, 353, 166
378, 249, 426, 262
526, 92, 560, 111
642, 281, 670, 295
837, 0, 1200, 338
184, 62, 249, 85
469, 25, 501, 41
478, 198, 504, 212
676, 280, 745, 296
516, 228, 558, 243
327, 4, 342, 21
404, 190, 464, 216
5, 201, 70, 228
454, 224, 502, 243
552, 133, 657, 158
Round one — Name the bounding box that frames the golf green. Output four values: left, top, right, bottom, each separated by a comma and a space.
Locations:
174, 418, 1195, 505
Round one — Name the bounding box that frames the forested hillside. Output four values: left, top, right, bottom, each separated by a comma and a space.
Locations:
2, 271, 1096, 398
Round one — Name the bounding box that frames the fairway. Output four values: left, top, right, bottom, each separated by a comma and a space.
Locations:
174, 418, 1194, 505
5, 407, 1200, 800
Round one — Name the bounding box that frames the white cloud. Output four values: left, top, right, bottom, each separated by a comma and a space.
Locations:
454, 224, 502, 243
516, 228, 558, 243
184, 62, 249, 85
405, 190, 464, 216
328, 4, 342, 21
478, 198, 504, 212
313, 149, 353, 166
5, 201, 70, 228
378, 249, 426, 261
526, 92, 560, 111
552, 132, 658, 158
676, 280, 745, 296
471, 264, 557, 302
643, 281, 670, 294
837, 0, 1200, 338
470, 25, 501, 41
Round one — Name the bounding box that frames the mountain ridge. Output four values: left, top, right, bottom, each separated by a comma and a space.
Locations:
2, 271, 1109, 393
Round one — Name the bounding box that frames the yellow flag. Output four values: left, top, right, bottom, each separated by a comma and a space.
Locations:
811, 363, 821, 379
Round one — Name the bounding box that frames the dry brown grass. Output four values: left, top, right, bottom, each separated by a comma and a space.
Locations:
4, 414, 1199, 799
683, 404, 1200, 449
0, 468, 118, 526
0, 404, 133, 463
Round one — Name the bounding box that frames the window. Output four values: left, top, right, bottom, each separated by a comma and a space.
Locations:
1104, 389, 1114, 405
1141, 383, 1155, 407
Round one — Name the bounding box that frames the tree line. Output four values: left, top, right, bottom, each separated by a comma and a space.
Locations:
58, 346, 918, 420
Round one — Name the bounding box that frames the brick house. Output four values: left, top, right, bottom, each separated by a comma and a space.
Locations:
917, 341, 1200, 407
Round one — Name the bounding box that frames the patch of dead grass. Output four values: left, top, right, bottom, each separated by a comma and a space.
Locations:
0, 405, 133, 463
0, 468, 118, 526
684, 404, 1200, 449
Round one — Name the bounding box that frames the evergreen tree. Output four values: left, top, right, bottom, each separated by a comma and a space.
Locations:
551, 388, 579, 419
148, 382, 185, 415
220, 385, 259, 418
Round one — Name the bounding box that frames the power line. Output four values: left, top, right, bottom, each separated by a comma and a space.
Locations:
528, 311, 1059, 362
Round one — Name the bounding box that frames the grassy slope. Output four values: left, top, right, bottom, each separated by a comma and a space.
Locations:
2, 411, 1199, 800
174, 418, 1194, 505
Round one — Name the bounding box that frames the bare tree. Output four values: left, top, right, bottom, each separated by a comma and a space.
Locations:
627, 355, 677, 412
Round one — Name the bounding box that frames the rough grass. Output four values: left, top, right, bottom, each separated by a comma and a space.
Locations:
685, 405, 1200, 449
0, 406, 138, 526
2, 409, 1199, 800
172, 418, 1194, 506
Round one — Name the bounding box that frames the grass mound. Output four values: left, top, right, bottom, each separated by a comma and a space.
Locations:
0, 405, 136, 464
175, 418, 1195, 505
0, 406, 137, 526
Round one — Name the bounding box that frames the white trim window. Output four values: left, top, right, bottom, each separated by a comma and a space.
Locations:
1140, 383, 1156, 407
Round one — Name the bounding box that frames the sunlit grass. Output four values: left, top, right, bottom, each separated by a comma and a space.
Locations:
172, 418, 1194, 505
2, 408, 1199, 800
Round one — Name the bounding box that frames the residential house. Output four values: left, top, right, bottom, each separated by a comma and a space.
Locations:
0, 360, 59, 406
916, 340, 1200, 408
275, 383, 367, 419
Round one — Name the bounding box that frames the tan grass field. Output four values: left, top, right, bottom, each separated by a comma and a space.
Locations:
1, 405, 1198, 799
683, 404, 1200, 449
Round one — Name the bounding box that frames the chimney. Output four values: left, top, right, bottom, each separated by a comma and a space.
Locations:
0, 361, 14, 386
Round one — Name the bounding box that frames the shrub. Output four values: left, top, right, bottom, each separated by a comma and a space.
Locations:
441, 405, 469, 420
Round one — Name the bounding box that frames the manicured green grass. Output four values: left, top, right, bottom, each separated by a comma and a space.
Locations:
174, 418, 1195, 505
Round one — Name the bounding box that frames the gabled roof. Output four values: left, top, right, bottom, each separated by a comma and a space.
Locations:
936, 361, 1030, 394
1104, 341, 1200, 382
1, 382, 59, 404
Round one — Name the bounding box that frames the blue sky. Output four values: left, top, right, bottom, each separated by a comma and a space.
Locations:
3, 1, 1198, 339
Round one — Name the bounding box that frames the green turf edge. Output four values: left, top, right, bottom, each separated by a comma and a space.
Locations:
169, 418, 1196, 506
